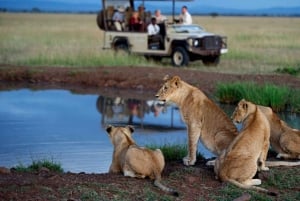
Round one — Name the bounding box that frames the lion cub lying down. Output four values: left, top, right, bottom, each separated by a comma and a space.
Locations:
214, 99, 271, 193
259, 105, 300, 160
106, 125, 178, 196
156, 75, 238, 166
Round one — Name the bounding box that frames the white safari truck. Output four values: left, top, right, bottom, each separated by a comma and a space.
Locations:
97, 0, 228, 67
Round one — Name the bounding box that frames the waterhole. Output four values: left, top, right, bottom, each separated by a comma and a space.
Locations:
0, 89, 299, 173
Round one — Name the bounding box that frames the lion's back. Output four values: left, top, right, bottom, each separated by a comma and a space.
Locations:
125, 147, 164, 175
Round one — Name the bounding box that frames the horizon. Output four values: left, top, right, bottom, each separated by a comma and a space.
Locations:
1, 0, 300, 15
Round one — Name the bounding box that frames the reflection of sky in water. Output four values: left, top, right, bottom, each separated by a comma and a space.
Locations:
0, 89, 299, 173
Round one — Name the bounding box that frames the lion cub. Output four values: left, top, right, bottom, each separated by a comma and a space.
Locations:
156, 75, 238, 166
214, 99, 271, 193
259, 106, 300, 160
106, 125, 178, 196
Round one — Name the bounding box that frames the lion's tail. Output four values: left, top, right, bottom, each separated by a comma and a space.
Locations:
266, 160, 300, 167
154, 179, 179, 197
227, 179, 276, 196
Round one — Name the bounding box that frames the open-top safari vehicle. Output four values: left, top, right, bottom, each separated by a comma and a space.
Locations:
97, 0, 228, 67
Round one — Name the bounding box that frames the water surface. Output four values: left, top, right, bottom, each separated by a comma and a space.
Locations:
0, 89, 299, 173
0, 89, 202, 173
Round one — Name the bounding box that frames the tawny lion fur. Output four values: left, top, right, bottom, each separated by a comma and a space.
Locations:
106, 125, 178, 196
214, 99, 270, 193
258, 106, 300, 167
155, 75, 238, 166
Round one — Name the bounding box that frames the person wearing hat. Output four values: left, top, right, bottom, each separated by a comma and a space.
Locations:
138, 4, 146, 24
113, 6, 125, 31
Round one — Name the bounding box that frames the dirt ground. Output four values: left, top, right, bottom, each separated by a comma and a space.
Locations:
0, 65, 300, 201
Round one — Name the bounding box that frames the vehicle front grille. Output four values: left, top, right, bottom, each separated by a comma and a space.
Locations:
201, 36, 222, 50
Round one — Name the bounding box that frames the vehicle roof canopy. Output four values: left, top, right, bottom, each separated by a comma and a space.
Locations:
101, 0, 193, 19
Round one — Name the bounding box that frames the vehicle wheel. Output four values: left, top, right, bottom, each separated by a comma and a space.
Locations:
114, 43, 129, 55
96, 11, 104, 30
171, 47, 189, 67
202, 56, 220, 66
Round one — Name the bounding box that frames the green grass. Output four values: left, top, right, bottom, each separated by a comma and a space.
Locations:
14, 158, 63, 173
1, 13, 300, 73
275, 65, 300, 76
210, 167, 300, 201
146, 143, 203, 161
215, 82, 300, 112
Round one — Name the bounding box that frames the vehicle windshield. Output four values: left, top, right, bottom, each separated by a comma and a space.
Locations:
171, 25, 205, 33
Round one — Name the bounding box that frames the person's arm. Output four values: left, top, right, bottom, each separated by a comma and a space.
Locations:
186, 13, 192, 24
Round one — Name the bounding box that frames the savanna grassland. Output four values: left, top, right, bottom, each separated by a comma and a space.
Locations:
1, 13, 300, 74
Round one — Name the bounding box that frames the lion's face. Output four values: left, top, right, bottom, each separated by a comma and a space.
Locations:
155, 75, 182, 102
106, 125, 135, 147
231, 99, 251, 124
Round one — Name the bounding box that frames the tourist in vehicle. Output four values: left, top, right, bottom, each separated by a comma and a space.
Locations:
138, 4, 146, 22
154, 9, 167, 24
179, 5, 192, 25
112, 6, 125, 31
129, 11, 144, 31
147, 17, 163, 48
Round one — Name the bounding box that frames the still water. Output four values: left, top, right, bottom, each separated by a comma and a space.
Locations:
0, 89, 299, 173
0, 89, 211, 173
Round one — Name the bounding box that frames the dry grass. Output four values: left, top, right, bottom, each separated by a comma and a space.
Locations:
1, 13, 300, 74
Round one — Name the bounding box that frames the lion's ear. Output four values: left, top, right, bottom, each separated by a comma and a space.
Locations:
127, 125, 135, 134
163, 75, 169, 81
106, 125, 113, 134
242, 102, 248, 110
172, 76, 181, 87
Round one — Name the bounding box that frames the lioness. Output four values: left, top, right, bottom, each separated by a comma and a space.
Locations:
214, 99, 270, 193
155, 75, 238, 166
106, 125, 178, 196
258, 106, 300, 162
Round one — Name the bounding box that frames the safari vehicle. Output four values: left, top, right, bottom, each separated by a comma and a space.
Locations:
97, 0, 228, 67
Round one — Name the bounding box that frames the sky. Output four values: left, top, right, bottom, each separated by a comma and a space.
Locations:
1, 0, 300, 14
27, 0, 300, 9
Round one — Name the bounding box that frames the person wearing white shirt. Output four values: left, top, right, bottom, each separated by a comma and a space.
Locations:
147, 17, 163, 49
147, 17, 160, 35
154, 9, 167, 24
179, 5, 192, 25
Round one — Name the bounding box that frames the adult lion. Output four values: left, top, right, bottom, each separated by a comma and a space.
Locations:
258, 106, 300, 161
214, 99, 271, 193
106, 125, 178, 196
155, 75, 238, 166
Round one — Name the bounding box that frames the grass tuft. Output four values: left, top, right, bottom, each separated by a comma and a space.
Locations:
215, 82, 300, 112
14, 159, 63, 173
146, 143, 203, 161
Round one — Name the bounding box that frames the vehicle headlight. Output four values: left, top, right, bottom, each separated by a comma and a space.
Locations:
193, 40, 199, 46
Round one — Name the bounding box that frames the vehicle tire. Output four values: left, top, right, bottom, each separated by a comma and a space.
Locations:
202, 56, 220, 66
96, 11, 105, 30
114, 43, 129, 55
171, 47, 189, 67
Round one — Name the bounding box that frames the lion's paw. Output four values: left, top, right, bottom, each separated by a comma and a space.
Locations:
183, 156, 196, 166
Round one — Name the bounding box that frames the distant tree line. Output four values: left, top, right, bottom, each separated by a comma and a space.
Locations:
0, 7, 299, 17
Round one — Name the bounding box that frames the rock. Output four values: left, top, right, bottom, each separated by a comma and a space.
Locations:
0, 167, 11, 174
